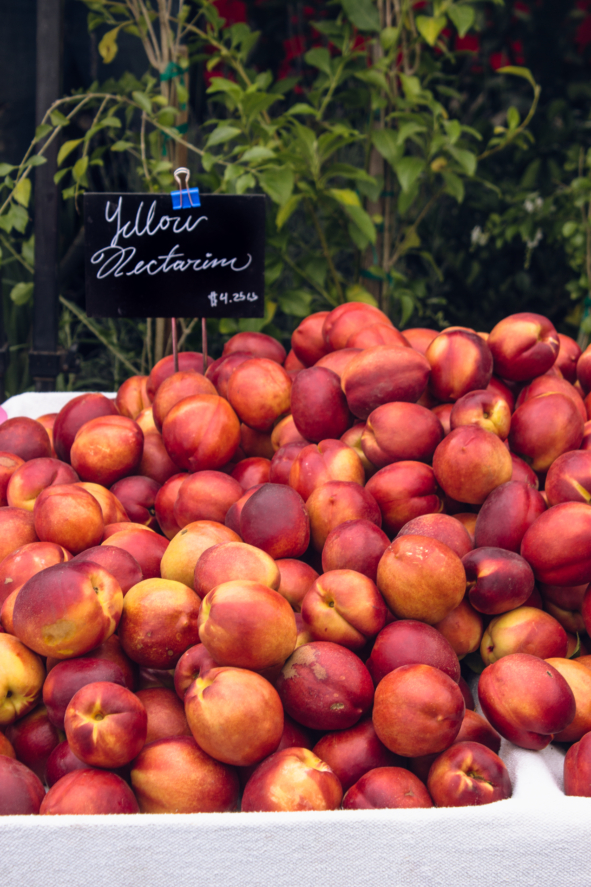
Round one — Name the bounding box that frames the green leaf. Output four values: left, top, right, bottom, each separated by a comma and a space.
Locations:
397, 122, 427, 145
356, 69, 389, 91
329, 188, 361, 208
6, 203, 28, 233
399, 230, 421, 254
258, 167, 295, 206
348, 221, 370, 250
563, 221, 578, 238
447, 4, 475, 38
270, 76, 299, 95
372, 129, 403, 168
206, 125, 241, 147
101, 116, 122, 128
399, 293, 414, 327
0, 163, 15, 177
176, 82, 189, 106
286, 103, 317, 116
50, 109, 70, 127
265, 260, 283, 286
380, 26, 399, 51
53, 167, 71, 185
240, 146, 275, 163
342, 204, 376, 245
443, 119, 461, 145
223, 164, 244, 184
34, 123, 53, 142
207, 77, 243, 99
132, 91, 153, 115
235, 172, 255, 195
496, 66, 537, 90
99, 26, 123, 63
201, 152, 216, 172
219, 318, 239, 335
305, 47, 332, 76
398, 181, 419, 215
22, 235, 35, 267
442, 170, 465, 203
9, 282, 34, 306
57, 139, 83, 167
25, 155, 47, 168
416, 16, 447, 47
447, 146, 477, 176
341, 0, 380, 32
111, 140, 134, 152
394, 157, 425, 193
278, 289, 312, 318
276, 194, 303, 229
157, 108, 177, 128
13, 177, 31, 208
507, 106, 520, 130
399, 73, 422, 99
72, 156, 89, 183
346, 284, 377, 306
312, 21, 345, 40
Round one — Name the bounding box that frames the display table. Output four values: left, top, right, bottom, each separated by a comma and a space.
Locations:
0, 392, 589, 887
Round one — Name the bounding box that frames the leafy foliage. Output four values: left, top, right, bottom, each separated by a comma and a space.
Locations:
0, 0, 546, 393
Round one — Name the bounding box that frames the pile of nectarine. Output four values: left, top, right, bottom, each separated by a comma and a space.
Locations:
2, 305, 591, 815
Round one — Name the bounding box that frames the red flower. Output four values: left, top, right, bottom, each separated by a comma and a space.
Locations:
351, 34, 368, 52
576, 15, 591, 50
214, 0, 247, 25
510, 40, 525, 64
489, 50, 510, 70
283, 35, 307, 61
455, 34, 480, 52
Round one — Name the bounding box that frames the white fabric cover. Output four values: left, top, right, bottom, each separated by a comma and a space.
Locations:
0, 392, 590, 887
2, 391, 116, 420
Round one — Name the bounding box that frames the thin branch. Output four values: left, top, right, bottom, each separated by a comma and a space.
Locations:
307, 201, 344, 302
60, 296, 141, 375
137, 0, 163, 68
478, 85, 541, 161
140, 112, 150, 181
281, 252, 333, 304
0, 234, 34, 274
177, 316, 199, 350
0, 95, 93, 217
388, 191, 441, 270
317, 57, 347, 123
126, 0, 161, 68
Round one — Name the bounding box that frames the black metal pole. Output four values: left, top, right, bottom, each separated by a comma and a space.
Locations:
30, 0, 64, 391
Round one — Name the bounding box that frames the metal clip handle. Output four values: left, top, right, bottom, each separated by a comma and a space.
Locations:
173, 167, 197, 208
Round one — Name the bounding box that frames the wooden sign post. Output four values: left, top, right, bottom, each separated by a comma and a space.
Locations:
84, 190, 265, 371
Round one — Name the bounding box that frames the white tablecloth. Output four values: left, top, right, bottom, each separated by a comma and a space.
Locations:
0, 392, 589, 887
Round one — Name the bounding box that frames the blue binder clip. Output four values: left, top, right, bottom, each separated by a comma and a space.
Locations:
171, 167, 200, 209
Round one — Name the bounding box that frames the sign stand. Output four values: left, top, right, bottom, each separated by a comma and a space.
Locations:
171, 317, 178, 372
202, 318, 208, 374
83, 173, 265, 377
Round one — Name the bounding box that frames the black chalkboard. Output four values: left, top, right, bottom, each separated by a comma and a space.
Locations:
84, 193, 265, 318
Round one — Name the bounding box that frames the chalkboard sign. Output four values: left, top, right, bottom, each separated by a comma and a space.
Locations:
84, 193, 265, 318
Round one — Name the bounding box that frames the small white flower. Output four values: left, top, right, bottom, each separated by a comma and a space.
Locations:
526, 228, 543, 250
471, 225, 490, 247
524, 195, 543, 213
